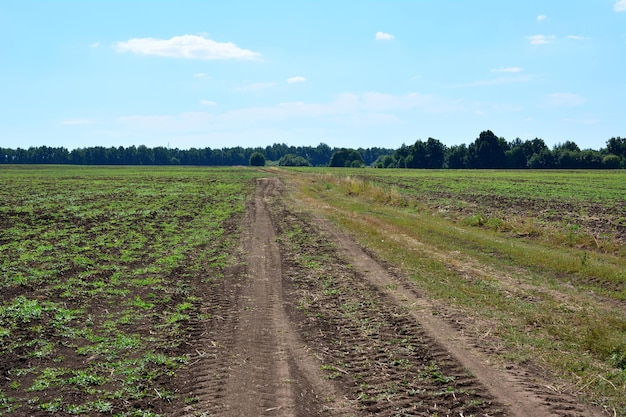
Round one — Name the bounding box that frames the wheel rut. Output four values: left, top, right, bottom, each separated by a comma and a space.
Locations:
173, 177, 354, 417
285, 182, 606, 417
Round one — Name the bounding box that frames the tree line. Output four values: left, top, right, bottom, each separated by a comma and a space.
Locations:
0, 143, 390, 167
1, 131, 625, 168
372, 131, 625, 169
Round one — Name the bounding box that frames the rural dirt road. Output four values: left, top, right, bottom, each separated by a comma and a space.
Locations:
172, 177, 606, 416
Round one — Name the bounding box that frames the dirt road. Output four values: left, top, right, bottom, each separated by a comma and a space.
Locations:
172, 177, 606, 416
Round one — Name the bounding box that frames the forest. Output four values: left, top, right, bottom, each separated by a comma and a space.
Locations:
1, 131, 625, 169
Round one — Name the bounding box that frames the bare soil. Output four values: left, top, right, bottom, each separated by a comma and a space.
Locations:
171, 177, 607, 416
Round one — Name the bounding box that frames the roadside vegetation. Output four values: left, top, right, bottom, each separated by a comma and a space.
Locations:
284, 167, 626, 415
0, 166, 260, 416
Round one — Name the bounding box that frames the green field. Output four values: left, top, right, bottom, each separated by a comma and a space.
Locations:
295, 168, 626, 253
286, 167, 626, 413
1, 166, 625, 415
0, 166, 261, 416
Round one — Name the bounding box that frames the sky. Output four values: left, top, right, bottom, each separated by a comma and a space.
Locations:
1, 1, 625, 151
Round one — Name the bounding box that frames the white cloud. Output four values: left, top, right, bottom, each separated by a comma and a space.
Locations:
542, 93, 586, 108
528, 35, 556, 45
194, 73, 209, 78
491, 67, 523, 73
115, 35, 261, 60
537, 14, 547, 22
567, 35, 589, 40
375, 31, 394, 41
286, 76, 306, 84
615, 0, 626, 12
89, 42, 100, 48
200, 100, 216, 106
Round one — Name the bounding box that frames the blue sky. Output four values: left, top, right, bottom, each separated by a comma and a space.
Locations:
1, 1, 625, 151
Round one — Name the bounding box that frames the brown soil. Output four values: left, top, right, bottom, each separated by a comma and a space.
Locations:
171, 177, 608, 416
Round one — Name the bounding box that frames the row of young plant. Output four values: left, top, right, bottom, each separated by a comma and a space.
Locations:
0, 166, 258, 416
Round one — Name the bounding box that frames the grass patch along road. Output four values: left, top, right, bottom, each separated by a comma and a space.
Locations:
282, 167, 626, 416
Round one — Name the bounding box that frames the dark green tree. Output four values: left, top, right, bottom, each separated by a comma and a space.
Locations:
606, 137, 626, 162
445, 144, 468, 169
372, 154, 396, 168
468, 130, 508, 168
153, 147, 171, 165
602, 154, 621, 169
308, 143, 333, 166
249, 152, 266, 167
554, 141, 580, 153
506, 138, 549, 168
528, 148, 556, 169
278, 154, 311, 166
136, 145, 154, 165
405, 140, 427, 168
425, 137, 446, 168
329, 148, 364, 167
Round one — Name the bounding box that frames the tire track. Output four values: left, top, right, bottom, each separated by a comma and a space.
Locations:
276, 203, 508, 416
173, 175, 604, 416
295, 200, 606, 416
173, 177, 356, 417
220, 177, 296, 416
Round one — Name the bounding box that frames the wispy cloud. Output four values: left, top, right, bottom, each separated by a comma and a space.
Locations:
542, 93, 586, 108
615, 0, 626, 12
200, 100, 216, 106
567, 35, 589, 40
89, 42, 100, 48
115, 35, 261, 60
528, 34, 556, 45
286, 76, 306, 84
194, 73, 209, 78
537, 14, 547, 22
116, 91, 518, 138
375, 31, 394, 41
491, 67, 523, 73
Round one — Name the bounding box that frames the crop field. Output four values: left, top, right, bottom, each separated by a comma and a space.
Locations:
1, 165, 625, 416
0, 166, 260, 416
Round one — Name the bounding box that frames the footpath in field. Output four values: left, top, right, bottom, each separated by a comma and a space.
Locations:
174, 177, 605, 416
